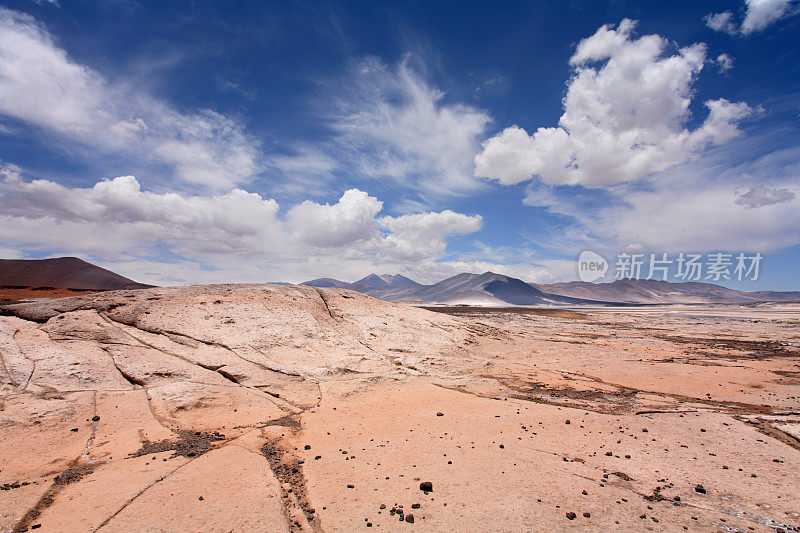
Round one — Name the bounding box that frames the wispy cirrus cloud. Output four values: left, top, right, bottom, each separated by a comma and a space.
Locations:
522, 143, 800, 255
0, 7, 260, 189
277, 56, 493, 199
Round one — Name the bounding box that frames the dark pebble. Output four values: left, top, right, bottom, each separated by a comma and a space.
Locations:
419, 481, 433, 492
566, 512, 576, 520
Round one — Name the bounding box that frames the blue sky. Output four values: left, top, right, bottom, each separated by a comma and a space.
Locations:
0, 0, 798, 289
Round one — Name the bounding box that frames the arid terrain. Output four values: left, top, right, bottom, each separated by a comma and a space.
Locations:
0, 284, 798, 532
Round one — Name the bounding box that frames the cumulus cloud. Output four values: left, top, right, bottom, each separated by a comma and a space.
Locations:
475, 20, 751, 187
0, 168, 483, 279
0, 172, 285, 257
704, 12, 738, 34
379, 211, 483, 261
706, 0, 797, 35
715, 53, 734, 72
326, 56, 492, 196
735, 185, 796, 207
742, 0, 797, 33
0, 7, 259, 189
288, 189, 383, 248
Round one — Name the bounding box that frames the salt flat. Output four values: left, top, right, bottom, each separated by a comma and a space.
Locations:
0, 285, 798, 532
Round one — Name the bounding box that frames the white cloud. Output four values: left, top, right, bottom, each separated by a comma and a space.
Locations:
704, 12, 738, 34
0, 7, 259, 189
741, 0, 796, 33
705, 0, 797, 35
327, 56, 492, 196
378, 210, 483, 261
523, 145, 800, 254
288, 189, 383, 248
0, 169, 483, 282
0, 173, 285, 257
0, 246, 24, 259
715, 53, 734, 72
475, 20, 751, 187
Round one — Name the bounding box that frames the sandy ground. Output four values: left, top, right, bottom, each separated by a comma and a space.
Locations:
0, 284, 798, 532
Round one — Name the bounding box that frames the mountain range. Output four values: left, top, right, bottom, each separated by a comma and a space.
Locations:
1, 257, 797, 305
302, 272, 800, 306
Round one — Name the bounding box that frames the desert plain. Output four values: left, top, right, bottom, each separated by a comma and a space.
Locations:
0, 284, 798, 532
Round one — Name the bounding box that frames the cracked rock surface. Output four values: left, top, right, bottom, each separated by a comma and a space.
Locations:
0, 284, 799, 532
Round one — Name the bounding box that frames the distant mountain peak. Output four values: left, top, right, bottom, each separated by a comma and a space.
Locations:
354, 273, 420, 287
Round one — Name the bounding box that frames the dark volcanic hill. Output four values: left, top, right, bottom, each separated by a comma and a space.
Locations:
0, 257, 153, 290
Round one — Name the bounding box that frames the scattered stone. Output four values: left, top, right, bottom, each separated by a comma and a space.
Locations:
405, 514, 414, 523
566, 512, 576, 520
420, 481, 433, 493
694, 484, 706, 494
